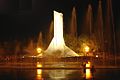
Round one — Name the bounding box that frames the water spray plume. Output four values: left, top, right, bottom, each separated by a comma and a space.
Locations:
39, 11, 79, 57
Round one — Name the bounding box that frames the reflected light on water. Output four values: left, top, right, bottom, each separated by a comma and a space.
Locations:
37, 69, 43, 80
36, 62, 43, 80
86, 61, 92, 79
49, 70, 66, 80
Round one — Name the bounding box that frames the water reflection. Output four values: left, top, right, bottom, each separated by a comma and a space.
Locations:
37, 69, 43, 80
42, 63, 78, 80
85, 61, 92, 79
36, 62, 94, 80
49, 70, 65, 80
36, 62, 93, 80
47, 69, 78, 80
0, 62, 120, 80
36, 62, 43, 80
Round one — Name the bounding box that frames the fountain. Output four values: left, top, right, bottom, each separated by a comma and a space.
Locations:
95, 0, 104, 51
82, 4, 93, 37
104, 0, 116, 53
47, 20, 54, 47
37, 32, 43, 49
24, 39, 35, 55
38, 11, 79, 57
70, 7, 77, 37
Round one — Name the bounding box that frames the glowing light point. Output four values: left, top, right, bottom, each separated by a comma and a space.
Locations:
37, 48, 42, 53
37, 62, 42, 68
85, 46, 90, 53
96, 55, 98, 58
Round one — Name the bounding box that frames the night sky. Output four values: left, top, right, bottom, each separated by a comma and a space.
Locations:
0, 0, 120, 41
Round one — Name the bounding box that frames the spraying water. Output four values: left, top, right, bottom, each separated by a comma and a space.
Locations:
70, 7, 77, 37
42, 11, 79, 57
82, 4, 93, 37
37, 32, 43, 48
96, 0, 104, 51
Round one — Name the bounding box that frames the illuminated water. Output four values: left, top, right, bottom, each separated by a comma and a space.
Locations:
0, 63, 120, 80
70, 7, 77, 37
44, 11, 79, 57
0, 68, 120, 80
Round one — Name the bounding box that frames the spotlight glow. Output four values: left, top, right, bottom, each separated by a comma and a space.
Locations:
96, 55, 98, 58
85, 46, 90, 53
37, 62, 42, 68
37, 48, 42, 53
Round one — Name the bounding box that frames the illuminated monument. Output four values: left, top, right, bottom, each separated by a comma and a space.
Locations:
39, 11, 79, 57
